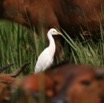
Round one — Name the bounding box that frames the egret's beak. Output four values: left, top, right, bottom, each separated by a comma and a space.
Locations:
56, 32, 62, 35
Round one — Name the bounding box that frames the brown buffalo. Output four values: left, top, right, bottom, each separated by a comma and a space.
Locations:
11, 62, 104, 103
0, 62, 30, 103
48, 63, 104, 103
0, 0, 104, 35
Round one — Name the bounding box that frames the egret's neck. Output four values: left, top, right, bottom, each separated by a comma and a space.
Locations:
47, 34, 56, 53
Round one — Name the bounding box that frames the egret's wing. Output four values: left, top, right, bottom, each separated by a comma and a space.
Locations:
35, 48, 53, 73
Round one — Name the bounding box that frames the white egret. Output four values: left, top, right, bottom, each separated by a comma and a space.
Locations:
34, 28, 61, 73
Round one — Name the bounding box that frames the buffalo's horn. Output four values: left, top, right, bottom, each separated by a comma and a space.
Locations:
0, 64, 13, 73
10, 62, 30, 77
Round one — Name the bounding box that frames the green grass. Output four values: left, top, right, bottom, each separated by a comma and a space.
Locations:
0, 19, 104, 74
61, 25, 104, 67
0, 20, 47, 73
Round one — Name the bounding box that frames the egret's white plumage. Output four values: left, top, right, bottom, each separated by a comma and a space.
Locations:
35, 28, 61, 73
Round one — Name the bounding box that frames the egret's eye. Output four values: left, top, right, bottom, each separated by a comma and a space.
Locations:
53, 31, 56, 33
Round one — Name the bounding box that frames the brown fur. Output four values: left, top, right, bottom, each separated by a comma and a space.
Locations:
12, 63, 104, 103
0, 74, 15, 102
0, 0, 103, 35
0, 63, 29, 102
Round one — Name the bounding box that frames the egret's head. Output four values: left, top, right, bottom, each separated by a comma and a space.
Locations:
48, 28, 61, 35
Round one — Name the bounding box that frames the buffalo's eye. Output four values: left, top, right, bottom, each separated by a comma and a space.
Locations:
80, 80, 92, 86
